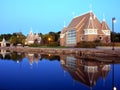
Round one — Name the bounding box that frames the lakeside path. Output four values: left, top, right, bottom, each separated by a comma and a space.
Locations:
1, 46, 120, 56
0, 46, 120, 63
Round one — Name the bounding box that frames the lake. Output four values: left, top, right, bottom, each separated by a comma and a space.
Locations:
0, 50, 120, 90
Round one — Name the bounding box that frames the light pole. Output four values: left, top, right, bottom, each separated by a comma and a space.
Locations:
112, 17, 117, 90
48, 37, 51, 46
112, 17, 116, 50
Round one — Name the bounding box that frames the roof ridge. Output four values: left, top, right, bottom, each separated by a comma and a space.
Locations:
73, 11, 92, 19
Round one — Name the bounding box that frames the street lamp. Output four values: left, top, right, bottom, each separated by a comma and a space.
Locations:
112, 17, 116, 90
48, 37, 51, 45
112, 17, 116, 50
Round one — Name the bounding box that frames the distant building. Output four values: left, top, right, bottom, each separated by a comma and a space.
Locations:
25, 31, 41, 45
60, 11, 111, 46
0, 38, 10, 47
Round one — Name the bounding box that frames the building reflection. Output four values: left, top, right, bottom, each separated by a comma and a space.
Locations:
60, 55, 110, 89
0, 50, 60, 66
0, 51, 114, 89
0, 51, 25, 63
0, 49, 10, 59
25, 53, 41, 65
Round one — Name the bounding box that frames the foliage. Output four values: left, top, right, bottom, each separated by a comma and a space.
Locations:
40, 31, 60, 46
47, 42, 59, 47
0, 34, 12, 41
29, 44, 42, 47
99, 43, 120, 47
111, 32, 120, 42
76, 41, 96, 48
76, 41, 120, 48
9, 33, 26, 45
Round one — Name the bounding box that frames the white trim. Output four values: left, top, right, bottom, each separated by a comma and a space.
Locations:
28, 41, 34, 43
60, 34, 65, 38
102, 30, 110, 35
28, 53, 34, 56
84, 29, 97, 35
84, 65, 98, 72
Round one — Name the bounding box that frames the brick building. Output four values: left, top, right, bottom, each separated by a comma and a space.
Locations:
60, 11, 111, 46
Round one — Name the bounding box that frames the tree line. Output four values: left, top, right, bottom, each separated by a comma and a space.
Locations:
111, 32, 120, 42
0, 31, 61, 46
0, 32, 120, 46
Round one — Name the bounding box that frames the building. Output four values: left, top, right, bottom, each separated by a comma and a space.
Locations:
60, 11, 111, 46
0, 38, 10, 47
25, 31, 41, 45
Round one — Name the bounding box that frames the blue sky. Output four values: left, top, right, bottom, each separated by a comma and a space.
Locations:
0, 0, 119, 35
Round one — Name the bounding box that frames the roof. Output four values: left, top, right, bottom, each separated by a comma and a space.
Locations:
85, 13, 98, 29
101, 20, 110, 30
62, 11, 110, 35
68, 12, 90, 28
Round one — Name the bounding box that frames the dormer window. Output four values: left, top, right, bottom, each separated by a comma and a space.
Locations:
102, 30, 110, 35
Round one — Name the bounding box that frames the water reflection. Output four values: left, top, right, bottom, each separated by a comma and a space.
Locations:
60, 55, 111, 89
0, 50, 60, 65
25, 53, 41, 65
0, 49, 118, 90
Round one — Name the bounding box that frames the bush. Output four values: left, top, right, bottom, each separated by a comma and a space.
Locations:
47, 42, 59, 47
76, 41, 96, 48
76, 41, 120, 48
29, 44, 42, 47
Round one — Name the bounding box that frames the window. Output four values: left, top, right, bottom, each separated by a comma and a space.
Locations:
84, 29, 97, 35
99, 36, 102, 40
81, 36, 84, 41
66, 30, 76, 44
102, 30, 110, 35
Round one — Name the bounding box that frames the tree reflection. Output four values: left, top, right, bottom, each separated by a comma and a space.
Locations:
0, 50, 60, 65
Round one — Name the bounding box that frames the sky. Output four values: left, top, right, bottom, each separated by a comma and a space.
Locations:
0, 0, 119, 35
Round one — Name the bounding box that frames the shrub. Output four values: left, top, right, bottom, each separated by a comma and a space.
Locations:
75, 41, 115, 48
47, 42, 59, 47
76, 41, 96, 48
29, 44, 42, 47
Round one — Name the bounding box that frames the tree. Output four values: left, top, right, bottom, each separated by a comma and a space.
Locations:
111, 32, 120, 42
9, 33, 26, 45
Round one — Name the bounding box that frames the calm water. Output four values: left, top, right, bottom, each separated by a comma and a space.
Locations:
0, 50, 120, 90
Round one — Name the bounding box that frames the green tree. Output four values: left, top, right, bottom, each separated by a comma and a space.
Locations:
9, 33, 26, 45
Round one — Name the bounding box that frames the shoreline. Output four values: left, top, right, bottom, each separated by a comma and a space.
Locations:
0, 46, 120, 56
0, 46, 120, 63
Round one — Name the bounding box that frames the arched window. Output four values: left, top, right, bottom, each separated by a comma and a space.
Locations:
66, 30, 76, 44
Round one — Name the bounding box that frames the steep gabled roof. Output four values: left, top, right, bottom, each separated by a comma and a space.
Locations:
101, 20, 110, 30
85, 12, 98, 29
2, 38, 6, 42
62, 11, 110, 36
68, 12, 101, 30
68, 12, 90, 28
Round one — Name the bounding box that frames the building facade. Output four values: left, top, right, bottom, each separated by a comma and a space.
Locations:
25, 31, 41, 45
60, 12, 111, 46
0, 38, 10, 47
